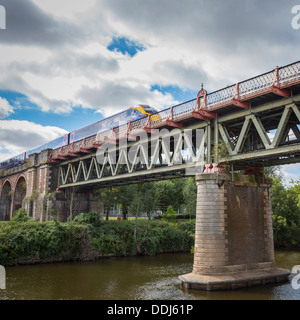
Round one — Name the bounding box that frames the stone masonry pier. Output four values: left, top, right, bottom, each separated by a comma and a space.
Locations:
0, 149, 104, 221
179, 173, 290, 290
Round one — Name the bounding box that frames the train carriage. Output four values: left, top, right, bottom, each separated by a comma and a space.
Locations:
0, 105, 158, 170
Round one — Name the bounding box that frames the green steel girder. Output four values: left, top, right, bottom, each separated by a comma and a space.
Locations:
57, 95, 300, 188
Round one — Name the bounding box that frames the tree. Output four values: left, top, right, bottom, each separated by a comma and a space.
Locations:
182, 177, 197, 218
114, 184, 137, 220
65, 186, 80, 220
290, 179, 300, 207
98, 186, 116, 220
153, 179, 184, 212
264, 165, 283, 179
271, 177, 300, 226
267, 168, 300, 247
162, 205, 177, 220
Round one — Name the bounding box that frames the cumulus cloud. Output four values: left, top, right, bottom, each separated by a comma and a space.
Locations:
79, 80, 177, 116
97, 0, 300, 83
0, 120, 68, 161
0, 98, 14, 118
0, 0, 86, 47
0, 0, 299, 118
282, 163, 300, 184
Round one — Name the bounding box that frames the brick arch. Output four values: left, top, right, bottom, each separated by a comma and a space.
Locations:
0, 177, 12, 191
13, 175, 27, 213
0, 179, 12, 221
0, 178, 13, 201
12, 174, 27, 190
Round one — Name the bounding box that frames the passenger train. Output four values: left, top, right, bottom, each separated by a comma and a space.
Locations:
0, 105, 158, 171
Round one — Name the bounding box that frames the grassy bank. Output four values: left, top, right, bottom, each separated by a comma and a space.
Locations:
0, 213, 195, 266
1, 210, 299, 267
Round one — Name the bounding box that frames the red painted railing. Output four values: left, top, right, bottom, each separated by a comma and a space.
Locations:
49, 61, 300, 161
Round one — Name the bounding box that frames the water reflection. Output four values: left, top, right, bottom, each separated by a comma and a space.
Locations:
0, 250, 299, 300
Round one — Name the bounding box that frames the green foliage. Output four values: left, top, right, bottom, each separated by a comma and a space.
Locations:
271, 176, 300, 248
72, 212, 102, 228
92, 220, 135, 256
182, 177, 197, 218
271, 177, 300, 226
0, 169, 9, 178
98, 178, 192, 219
11, 208, 32, 222
0, 219, 90, 266
264, 166, 283, 179
212, 141, 230, 162
77, 219, 195, 257
0, 217, 195, 266
162, 206, 177, 220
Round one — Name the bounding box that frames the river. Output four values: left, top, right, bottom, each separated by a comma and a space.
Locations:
0, 250, 299, 300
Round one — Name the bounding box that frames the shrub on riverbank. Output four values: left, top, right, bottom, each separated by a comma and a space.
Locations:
89, 219, 195, 256
272, 216, 300, 248
0, 215, 195, 266
0, 219, 92, 266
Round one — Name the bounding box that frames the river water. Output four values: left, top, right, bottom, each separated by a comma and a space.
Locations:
0, 250, 299, 300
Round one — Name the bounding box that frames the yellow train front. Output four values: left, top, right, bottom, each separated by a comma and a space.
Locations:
130, 105, 160, 123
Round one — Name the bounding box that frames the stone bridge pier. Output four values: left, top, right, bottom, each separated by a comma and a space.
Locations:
179, 172, 290, 290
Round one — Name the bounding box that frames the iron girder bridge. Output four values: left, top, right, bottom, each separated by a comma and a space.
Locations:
54, 60, 300, 189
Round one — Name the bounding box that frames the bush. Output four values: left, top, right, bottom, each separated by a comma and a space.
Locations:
72, 212, 102, 228
162, 206, 177, 220
273, 215, 300, 247
0, 215, 196, 266
92, 220, 135, 256
0, 219, 90, 266
11, 208, 32, 222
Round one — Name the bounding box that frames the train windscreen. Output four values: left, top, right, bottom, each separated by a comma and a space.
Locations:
141, 105, 158, 114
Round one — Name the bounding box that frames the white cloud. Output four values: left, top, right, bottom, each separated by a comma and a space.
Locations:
1, 0, 298, 120
0, 1, 299, 121
31, 0, 97, 20
0, 120, 68, 162
0, 98, 14, 119
282, 163, 300, 185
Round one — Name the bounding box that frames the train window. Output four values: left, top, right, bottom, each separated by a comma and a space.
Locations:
141, 105, 157, 114
142, 106, 151, 112
63, 134, 68, 146
70, 132, 75, 144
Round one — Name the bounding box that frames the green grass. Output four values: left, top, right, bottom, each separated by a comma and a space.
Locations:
105, 216, 148, 221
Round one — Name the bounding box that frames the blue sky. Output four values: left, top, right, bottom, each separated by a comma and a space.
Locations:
0, 0, 300, 183
0, 89, 101, 132
107, 36, 146, 57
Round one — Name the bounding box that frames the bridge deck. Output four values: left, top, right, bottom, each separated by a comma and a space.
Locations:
49, 61, 300, 164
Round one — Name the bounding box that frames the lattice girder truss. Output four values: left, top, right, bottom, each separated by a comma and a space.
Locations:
58, 126, 209, 188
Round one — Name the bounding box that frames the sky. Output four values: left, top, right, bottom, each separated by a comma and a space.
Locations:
0, 0, 300, 183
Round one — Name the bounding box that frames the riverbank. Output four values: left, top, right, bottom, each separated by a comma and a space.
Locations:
0, 213, 195, 266
1, 211, 299, 267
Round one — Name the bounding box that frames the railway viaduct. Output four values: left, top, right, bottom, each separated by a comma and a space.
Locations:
0, 149, 103, 221
1, 60, 300, 290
